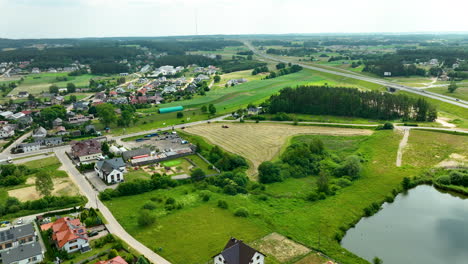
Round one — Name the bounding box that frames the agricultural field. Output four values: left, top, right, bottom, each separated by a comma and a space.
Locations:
108, 129, 451, 264
183, 123, 373, 177
211, 69, 265, 89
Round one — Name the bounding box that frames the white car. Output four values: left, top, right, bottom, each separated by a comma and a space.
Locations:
16, 218, 23, 225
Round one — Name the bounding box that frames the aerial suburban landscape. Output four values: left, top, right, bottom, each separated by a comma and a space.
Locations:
0, 1, 467, 264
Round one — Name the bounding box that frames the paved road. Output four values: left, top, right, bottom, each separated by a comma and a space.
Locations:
0, 131, 32, 157
244, 42, 468, 109
55, 148, 171, 264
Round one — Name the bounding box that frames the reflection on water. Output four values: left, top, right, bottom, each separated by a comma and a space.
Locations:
341, 185, 468, 264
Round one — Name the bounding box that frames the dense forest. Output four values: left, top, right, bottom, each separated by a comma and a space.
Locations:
266, 85, 437, 121
130, 40, 242, 55
153, 55, 217, 67
266, 48, 318, 57
0, 46, 141, 68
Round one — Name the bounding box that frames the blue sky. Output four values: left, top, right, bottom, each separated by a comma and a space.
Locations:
1, 0, 467, 38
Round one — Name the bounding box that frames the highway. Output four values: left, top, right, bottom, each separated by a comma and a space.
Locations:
244, 41, 468, 109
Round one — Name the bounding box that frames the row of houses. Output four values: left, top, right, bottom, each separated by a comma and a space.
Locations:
0, 223, 44, 264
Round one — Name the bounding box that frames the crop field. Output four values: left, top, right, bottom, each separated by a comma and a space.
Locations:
184, 123, 373, 176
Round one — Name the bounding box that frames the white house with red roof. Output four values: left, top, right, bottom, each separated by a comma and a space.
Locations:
47, 217, 90, 253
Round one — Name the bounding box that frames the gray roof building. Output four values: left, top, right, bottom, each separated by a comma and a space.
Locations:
2, 242, 43, 264
96, 158, 126, 175
0, 223, 35, 244
122, 148, 151, 161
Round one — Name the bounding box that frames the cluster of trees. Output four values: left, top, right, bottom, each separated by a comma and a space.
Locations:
90, 62, 129, 74
252, 66, 269, 75
218, 60, 267, 73
328, 56, 349, 62
259, 138, 363, 199
265, 64, 303, 79
436, 170, 468, 187
206, 146, 248, 171
266, 48, 317, 57
79, 208, 103, 227
38, 105, 67, 128
153, 55, 217, 68
237, 51, 254, 56
131, 40, 242, 55
201, 104, 217, 115
363, 58, 427, 77
205, 171, 249, 195
99, 174, 178, 200
0, 164, 33, 186
0, 46, 141, 69
0, 195, 84, 217
267, 86, 437, 121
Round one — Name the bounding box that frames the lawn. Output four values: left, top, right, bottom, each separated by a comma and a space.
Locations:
106, 129, 447, 264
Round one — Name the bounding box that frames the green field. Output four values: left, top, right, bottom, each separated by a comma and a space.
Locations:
426, 84, 468, 101
106, 129, 467, 264
161, 160, 182, 167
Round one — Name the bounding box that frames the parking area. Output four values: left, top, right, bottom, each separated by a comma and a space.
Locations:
122, 132, 190, 152
84, 171, 117, 192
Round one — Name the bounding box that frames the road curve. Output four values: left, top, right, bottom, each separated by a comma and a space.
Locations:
244, 41, 468, 109
55, 149, 172, 264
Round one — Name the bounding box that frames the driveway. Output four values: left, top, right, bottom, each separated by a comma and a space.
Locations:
84, 171, 116, 192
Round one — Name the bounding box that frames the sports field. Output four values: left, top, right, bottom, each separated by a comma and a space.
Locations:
184, 123, 373, 177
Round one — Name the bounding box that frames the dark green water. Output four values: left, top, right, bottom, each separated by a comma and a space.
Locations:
341, 185, 468, 264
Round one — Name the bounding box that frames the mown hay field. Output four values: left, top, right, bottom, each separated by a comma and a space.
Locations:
184, 123, 373, 176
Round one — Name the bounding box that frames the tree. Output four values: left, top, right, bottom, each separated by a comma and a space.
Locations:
448, 82, 458, 93
49, 84, 59, 94
66, 83, 76, 93
338, 156, 362, 180
402, 177, 411, 190
108, 249, 119, 259
317, 170, 329, 194
191, 168, 206, 181
373, 257, 383, 264
176, 112, 184, 118
201, 105, 207, 113
35, 171, 54, 197
120, 110, 134, 127
117, 77, 126, 84
96, 103, 117, 127
213, 75, 221, 83
258, 161, 283, 183
138, 210, 156, 226
101, 142, 110, 155
69, 95, 77, 103
208, 104, 217, 115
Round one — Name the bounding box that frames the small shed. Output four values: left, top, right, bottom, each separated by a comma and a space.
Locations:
158, 106, 184, 114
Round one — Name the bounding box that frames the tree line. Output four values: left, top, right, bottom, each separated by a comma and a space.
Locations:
266, 85, 437, 121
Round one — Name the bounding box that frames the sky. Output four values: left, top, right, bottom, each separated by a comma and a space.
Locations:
1, 0, 468, 39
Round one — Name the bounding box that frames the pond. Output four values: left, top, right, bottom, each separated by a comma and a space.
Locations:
341, 185, 468, 264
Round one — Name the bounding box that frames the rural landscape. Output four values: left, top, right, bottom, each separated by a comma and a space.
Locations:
0, 1, 467, 264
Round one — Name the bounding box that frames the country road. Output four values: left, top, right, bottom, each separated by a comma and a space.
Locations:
55, 148, 172, 264
244, 41, 468, 109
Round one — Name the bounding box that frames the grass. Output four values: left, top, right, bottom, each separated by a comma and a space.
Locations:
426, 84, 468, 101
161, 160, 182, 167
107, 129, 449, 264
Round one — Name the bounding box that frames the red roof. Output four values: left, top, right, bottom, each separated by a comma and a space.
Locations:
51, 217, 88, 248
95, 256, 128, 264
21, 110, 33, 115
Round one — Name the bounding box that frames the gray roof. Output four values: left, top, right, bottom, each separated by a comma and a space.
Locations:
33, 127, 47, 137
122, 148, 151, 160
19, 142, 41, 148
0, 223, 35, 243
2, 242, 42, 264
96, 158, 125, 174
217, 238, 263, 264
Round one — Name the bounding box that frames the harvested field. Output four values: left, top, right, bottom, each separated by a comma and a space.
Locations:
253, 232, 311, 263
184, 123, 373, 176
8, 178, 80, 202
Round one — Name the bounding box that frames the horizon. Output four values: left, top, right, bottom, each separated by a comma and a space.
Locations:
1, 0, 468, 39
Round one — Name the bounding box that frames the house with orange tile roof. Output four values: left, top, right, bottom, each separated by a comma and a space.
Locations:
95, 256, 128, 264
49, 217, 90, 253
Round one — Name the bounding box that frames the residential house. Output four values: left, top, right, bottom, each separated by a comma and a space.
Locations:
31, 68, 40, 74
115, 87, 126, 94
227, 78, 248, 86
54, 126, 69, 136
162, 85, 177, 94
147, 95, 163, 104
0, 125, 15, 138
119, 73, 129, 76
51, 96, 65, 105
34, 137, 63, 146
247, 107, 262, 115
73, 101, 89, 111
94, 256, 128, 264
68, 114, 94, 125
195, 74, 210, 83
213, 238, 265, 264
109, 91, 118, 97
107, 97, 128, 105
85, 125, 96, 133
17, 91, 29, 98
1, 242, 43, 264
95, 158, 126, 184
0, 223, 36, 252
18, 142, 41, 153
140, 64, 151, 73
0, 111, 13, 119
17, 115, 33, 126
47, 217, 90, 253
71, 139, 102, 162
94, 92, 107, 101
53, 118, 63, 127
32, 127, 47, 138
8, 112, 25, 121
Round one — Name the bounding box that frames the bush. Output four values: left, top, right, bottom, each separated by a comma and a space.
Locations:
382, 122, 394, 129
199, 191, 211, 202
165, 197, 176, 205
137, 210, 156, 227
436, 175, 451, 185
108, 249, 118, 259
306, 192, 318, 202
335, 177, 353, 188
142, 202, 156, 210
217, 200, 228, 209
234, 207, 249, 217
